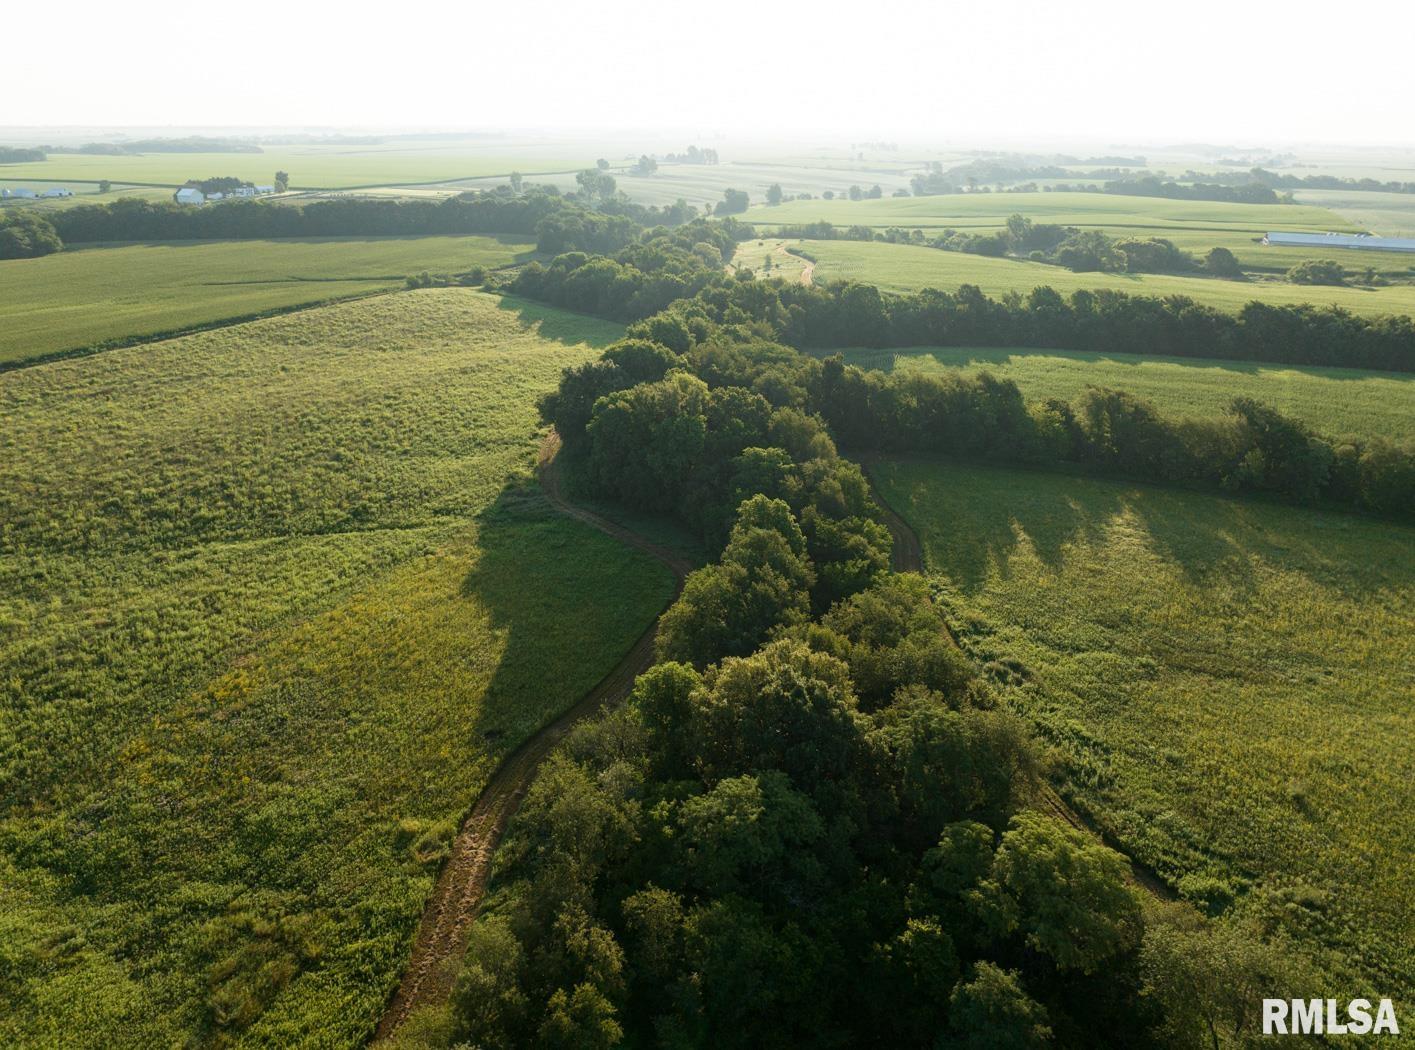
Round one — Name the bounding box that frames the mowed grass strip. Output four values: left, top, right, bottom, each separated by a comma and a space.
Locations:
830, 346, 1415, 442
873, 460, 1414, 993
0, 235, 536, 365
794, 237, 1415, 317
0, 290, 676, 1047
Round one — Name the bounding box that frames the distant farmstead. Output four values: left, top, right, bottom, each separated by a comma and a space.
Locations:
172, 182, 276, 206
2, 187, 39, 199
1264, 231, 1415, 254
41, 187, 74, 198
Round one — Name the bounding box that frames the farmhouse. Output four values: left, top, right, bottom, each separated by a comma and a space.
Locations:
1264, 231, 1415, 253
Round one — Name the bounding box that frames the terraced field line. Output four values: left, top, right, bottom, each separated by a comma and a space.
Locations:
859, 460, 1175, 902
373, 432, 691, 1042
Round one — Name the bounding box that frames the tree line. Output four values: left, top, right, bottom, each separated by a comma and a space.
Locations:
428, 264, 1338, 1047
503, 237, 1415, 373
33, 189, 685, 256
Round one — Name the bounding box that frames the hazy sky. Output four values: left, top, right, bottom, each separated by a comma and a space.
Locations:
9, 0, 1414, 146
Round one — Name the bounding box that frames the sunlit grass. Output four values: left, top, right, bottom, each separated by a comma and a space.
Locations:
0, 290, 675, 1047
875, 460, 1414, 992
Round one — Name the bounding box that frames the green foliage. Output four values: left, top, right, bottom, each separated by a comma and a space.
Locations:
946, 962, 1052, 1050
1286, 258, 1346, 285
831, 344, 1415, 444
0, 211, 62, 259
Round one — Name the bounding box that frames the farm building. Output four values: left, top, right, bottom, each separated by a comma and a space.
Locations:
1264, 231, 1415, 253
174, 187, 206, 205
3, 187, 38, 199
40, 188, 74, 198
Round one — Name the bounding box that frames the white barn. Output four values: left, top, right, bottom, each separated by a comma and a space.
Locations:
40, 187, 73, 198
5, 187, 38, 199
1264, 231, 1415, 254
174, 187, 206, 205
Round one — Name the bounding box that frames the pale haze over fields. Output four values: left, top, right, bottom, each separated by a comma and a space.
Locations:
6, 0, 1414, 144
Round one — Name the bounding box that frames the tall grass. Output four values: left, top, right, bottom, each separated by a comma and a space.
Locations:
0, 290, 675, 1046
874, 459, 1414, 995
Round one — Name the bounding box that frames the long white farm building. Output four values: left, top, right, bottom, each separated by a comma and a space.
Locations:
1264, 231, 1415, 253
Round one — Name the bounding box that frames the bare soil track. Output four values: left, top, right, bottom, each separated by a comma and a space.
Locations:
373, 433, 691, 1041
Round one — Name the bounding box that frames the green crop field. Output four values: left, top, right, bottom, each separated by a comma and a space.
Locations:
0, 235, 535, 365
791, 238, 1415, 317
0, 140, 591, 190
832, 346, 1415, 442
873, 460, 1414, 994
747, 190, 1358, 234
0, 290, 677, 1047
744, 189, 1415, 275
1293, 189, 1415, 238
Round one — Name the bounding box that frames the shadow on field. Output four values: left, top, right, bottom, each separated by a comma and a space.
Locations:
846, 346, 1414, 384
495, 295, 623, 349
908, 462, 1413, 603
456, 477, 672, 750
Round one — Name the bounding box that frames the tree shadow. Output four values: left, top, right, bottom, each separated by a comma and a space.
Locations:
889, 459, 1415, 606
844, 346, 1415, 384
457, 477, 676, 748
494, 294, 624, 349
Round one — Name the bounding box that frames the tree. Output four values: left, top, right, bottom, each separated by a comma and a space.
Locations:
0, 212, 63, 259
992, 812, 1143, 973
946, 963, 1052, 1050
848, 184, 863, 201
273, 171, 289, 192
714, 188, 749, 216
765, 182, 783, 206
866, 184, 883, 199
1287, 258, 1345, 285
98, 179, 112, 193
596, 158, 609, 171
1203, 246, 1243, 278
510, 170, 524, 194
635, 155, 658, 175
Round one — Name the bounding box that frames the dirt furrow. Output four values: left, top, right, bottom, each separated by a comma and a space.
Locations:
373, 433, 690, 1041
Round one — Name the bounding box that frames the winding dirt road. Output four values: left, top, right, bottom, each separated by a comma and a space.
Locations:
373, 433, 691, 1042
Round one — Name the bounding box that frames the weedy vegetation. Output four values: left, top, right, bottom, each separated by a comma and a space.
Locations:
0, 289, 675, 1047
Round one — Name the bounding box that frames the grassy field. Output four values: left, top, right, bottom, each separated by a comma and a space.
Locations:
792, 238, 1415, 317
0, 140, 591, 190
747, 190, 1358, 233
0, 290, 677, 1047
874, 460, 1414, 994
1293, 189, 1415, 238
744, 189, 1415, 274
833, 346, 1415, 442
0, 235, 535, 365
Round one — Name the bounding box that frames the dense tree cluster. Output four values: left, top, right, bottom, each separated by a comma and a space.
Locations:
0, 146, 46, 163
43, 189, 671, 255
515, 234, 1415, 520
434, 258, 1345, 1045
0, 211, 63, 259
1102, 176, 1283, 205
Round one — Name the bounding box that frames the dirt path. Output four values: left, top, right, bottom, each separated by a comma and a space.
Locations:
860, 462, 1175, 901
373, 433, 691, 1042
